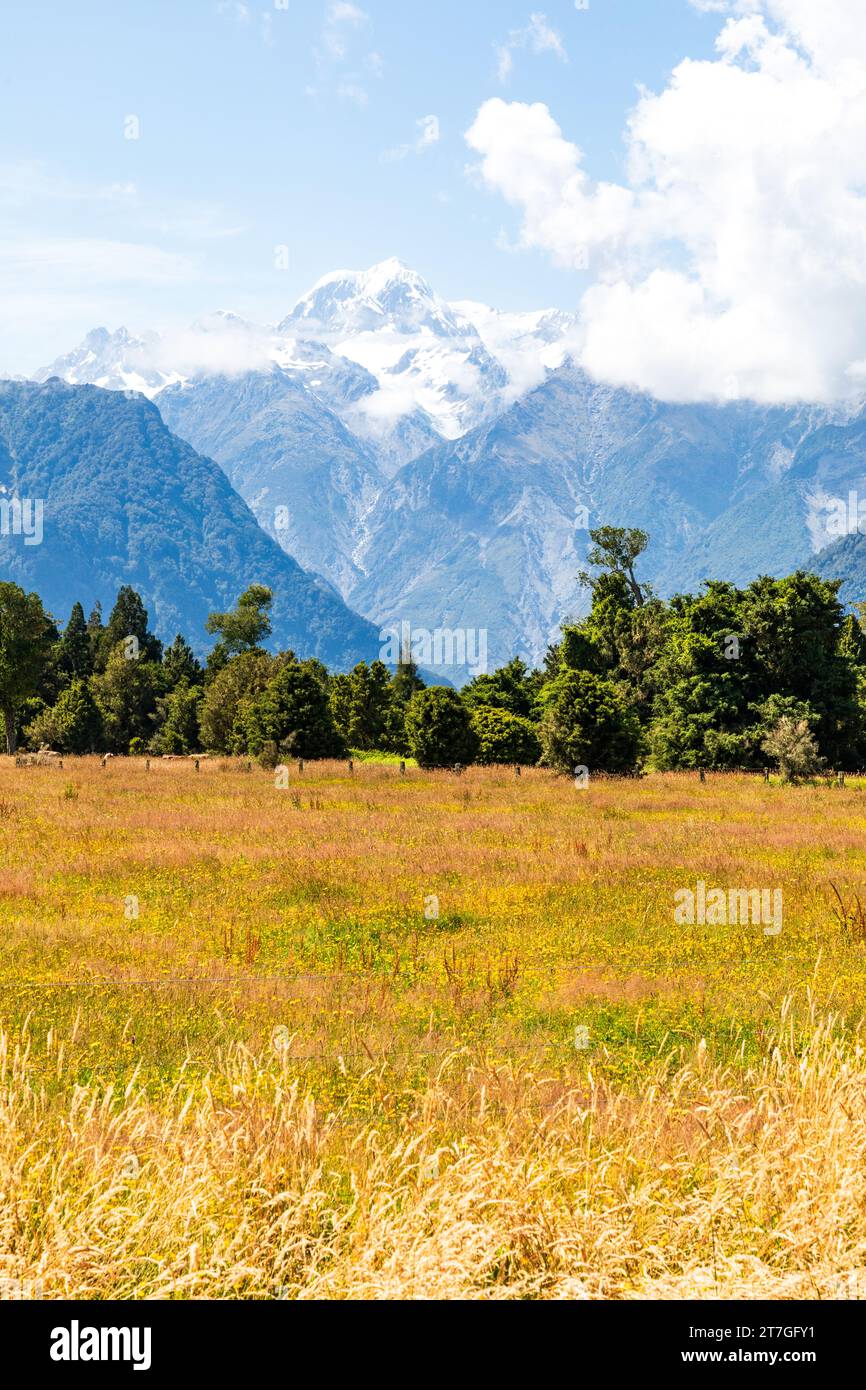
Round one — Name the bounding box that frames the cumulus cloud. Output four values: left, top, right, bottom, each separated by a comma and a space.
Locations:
467, 0, 866, 405
495, 13, 568, 85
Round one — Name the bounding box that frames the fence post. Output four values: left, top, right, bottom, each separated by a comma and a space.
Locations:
298, 759, 305, 775
400, 761, 406, 777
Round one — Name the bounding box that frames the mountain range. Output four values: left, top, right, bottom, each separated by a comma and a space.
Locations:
0, 379, 380, 668
17, 258, 866, 675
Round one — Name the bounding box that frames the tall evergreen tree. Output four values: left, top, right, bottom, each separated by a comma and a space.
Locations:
385, 658, 425, 754
58, 602, 93, 681
163, 633, 203, 689
579, 526, 653, 608
86, 601, 104, 669
96, 587, 162, 671
462, 657, 542, 719
155, 682, 203, 754
243, 657, 346, 760
329, 673, 354, 746
346, 661, 392, 750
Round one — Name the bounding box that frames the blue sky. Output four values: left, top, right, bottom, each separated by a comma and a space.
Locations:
0, 0, 720, 373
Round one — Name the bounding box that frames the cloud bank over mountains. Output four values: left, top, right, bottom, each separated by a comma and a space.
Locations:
466, 0, 866, 406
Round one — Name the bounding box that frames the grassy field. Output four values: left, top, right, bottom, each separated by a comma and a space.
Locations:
2, 757, 866, 1300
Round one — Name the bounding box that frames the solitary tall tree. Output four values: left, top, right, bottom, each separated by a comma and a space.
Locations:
580, 526, 651, 608
206, 585, 273, 655
0, 582, 56, 752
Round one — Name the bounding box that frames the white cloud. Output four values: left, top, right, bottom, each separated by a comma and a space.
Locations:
323, 1, 369, 59
382, 114, 441, 162
148, 318, 273, 379
417, 115, 440, 151
495, 13, 568, 85
467, 0, 866, 405
316, 2, 374, 107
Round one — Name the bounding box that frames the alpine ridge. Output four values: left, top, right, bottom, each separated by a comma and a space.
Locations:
30, 261, 866, 676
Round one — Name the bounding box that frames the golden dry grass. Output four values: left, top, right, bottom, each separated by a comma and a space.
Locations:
2, 757, 866, 1299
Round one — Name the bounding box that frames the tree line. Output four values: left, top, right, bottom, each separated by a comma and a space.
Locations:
1, 528, 865, 777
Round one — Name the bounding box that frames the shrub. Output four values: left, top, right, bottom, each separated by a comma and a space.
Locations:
25, 679, 103, 754
405, 688, 478, 769
762, 717, 824, 783
540, 669, 641, 775
470, 707, 541, 766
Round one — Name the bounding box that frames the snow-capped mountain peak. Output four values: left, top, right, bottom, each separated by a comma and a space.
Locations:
281, 257, 468, 341
33, 259, 580, 460
35, 325, 176, 395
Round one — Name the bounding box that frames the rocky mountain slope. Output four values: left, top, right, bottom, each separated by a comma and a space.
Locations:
32, 261, 866, 677
0, 379, 381, 667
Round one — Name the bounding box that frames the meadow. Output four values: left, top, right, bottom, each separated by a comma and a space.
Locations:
2, 757, 866, 1300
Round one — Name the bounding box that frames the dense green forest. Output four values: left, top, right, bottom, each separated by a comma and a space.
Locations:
2, 528, 865, 776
